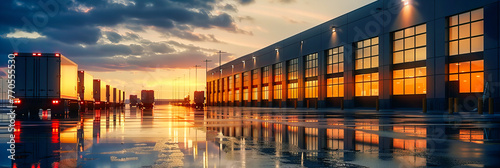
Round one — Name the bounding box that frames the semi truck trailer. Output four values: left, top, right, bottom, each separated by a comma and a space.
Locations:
78, 71, 94, 111
106, 85, 111, 108
13, 52, 79, 118
194, 91, 205, 109
129, 95, 138, 107
122, 91, 126, 107
140, 90, 154, 109
112, 88, 117, 107
117, 89, 121, 108
93, 79, 107, 109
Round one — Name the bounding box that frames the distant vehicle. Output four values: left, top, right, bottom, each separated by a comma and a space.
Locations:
78, 70, 94, 111
122, 91, 126, 107
13, 53, 79, 118
194, 91, 205, 109
140, 90, 155, 109
129, 95, 138, 107
93, 79, 107, 109
106, 85, 112, 108
183, 95, 190, 106
112, 88, 117, 107
117, 89, 122, 108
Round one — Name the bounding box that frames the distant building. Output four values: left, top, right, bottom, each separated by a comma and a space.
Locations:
207, 0, 500, 112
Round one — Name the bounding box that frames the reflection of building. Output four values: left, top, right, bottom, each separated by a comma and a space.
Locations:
207, 0, 500, 112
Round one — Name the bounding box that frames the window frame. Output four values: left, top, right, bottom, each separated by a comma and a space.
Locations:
447, 8, 484, 56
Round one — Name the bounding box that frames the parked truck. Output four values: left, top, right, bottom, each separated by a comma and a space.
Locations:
78, 70, 94, 111
13, 53, 79, 118
106, 85, 112, 108
129, 95, 138, 107
117, 89, 122, 108
122, 91, 126, 107
93, 79, 107, 109
112, 88, 117, 108
140, 90, 155, 109
194, 91, 205, 110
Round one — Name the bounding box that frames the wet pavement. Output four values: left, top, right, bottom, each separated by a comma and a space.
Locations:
1, 105, 500, 168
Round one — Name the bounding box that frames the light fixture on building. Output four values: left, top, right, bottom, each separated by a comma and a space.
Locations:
242, 60, 245, 64
301, 41, 304, 45
331, 26, 336, 33
402, 0, 409, 5
275, 48, 279, 53
252, 56, 256, 60
232, 65, 234, 68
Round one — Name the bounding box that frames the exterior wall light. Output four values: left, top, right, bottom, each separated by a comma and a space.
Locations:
331, 26, 336, 33
402, 0, 409, 5
252, 56, 256, 60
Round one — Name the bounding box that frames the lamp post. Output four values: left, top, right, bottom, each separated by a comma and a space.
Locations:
203, 59, 212, 105
216, 51, 226, 107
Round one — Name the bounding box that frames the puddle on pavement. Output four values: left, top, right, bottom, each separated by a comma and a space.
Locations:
1, 105, 499, 167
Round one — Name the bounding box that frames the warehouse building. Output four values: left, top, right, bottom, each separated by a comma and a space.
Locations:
206, 0, 500, 112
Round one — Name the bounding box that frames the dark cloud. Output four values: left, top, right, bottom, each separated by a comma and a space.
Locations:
105, 31, 123, 43
0, 0, 251, 44
235, 0, 255, 5
221, 4, 238, 12
237, 16, 255, 22
271, 0, 296, 3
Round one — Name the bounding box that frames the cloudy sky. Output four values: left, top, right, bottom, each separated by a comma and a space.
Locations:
0, 0, 375, 99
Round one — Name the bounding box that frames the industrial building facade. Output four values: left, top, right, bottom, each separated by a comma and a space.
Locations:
206, 0, 500, 112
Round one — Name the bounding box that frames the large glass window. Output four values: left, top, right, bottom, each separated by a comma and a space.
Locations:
288, 83, 298, 99
235, 74, 241, 88
305, 53, 318, 78
262, 66, 270, 84
327, 46, 344, 74
355, 73, 379, 96
274, 63, 282, 83
229, 76, 233, 90
393, 24, 427, 64
243, 88, 249, 101
252, 69, 258, 86
274, 85, 282, 100
449, 60, 484, 93
262, 86, 269, 100
305, 80, 318, 98
235, 90, 240, 101
355, 37, 379, 70
393, 67, 427, 95
243, 71, 250, 87
449, 8, 483, 56
327, 77, 344, 98
288, 58, 298, 80
252, 88, 258, 101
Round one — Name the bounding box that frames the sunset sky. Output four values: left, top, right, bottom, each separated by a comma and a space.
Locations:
0, 0, 375, 99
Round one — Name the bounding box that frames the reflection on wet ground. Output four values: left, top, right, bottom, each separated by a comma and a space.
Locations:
1, 105, 500, 167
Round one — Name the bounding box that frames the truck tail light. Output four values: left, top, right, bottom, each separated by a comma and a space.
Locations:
55, 53, 60, 57
37, 53, 41, 56
80, 101, 84, 104
33, 53, 36, 56
52, 100, 59, 104
96, 101, 101, 105
13, 53, 18, 56
13, 99, 21, 104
